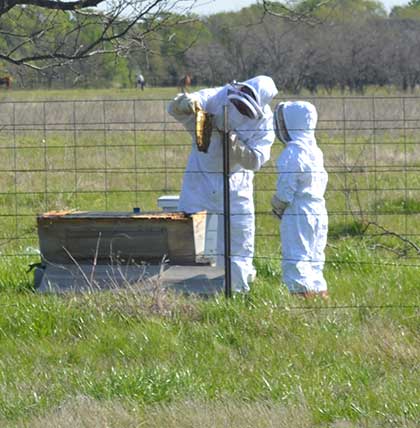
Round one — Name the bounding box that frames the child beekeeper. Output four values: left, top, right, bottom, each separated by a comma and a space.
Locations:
271, 101, 329, 298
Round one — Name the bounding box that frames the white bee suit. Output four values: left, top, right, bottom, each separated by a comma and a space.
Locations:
168, 76, 278, 292
275, 101, 328, 293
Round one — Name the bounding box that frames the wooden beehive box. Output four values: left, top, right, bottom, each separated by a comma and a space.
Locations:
37, 210, 208, 266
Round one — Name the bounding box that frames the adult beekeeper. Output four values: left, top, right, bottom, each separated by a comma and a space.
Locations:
167, 76, 278, 293
271, 101, 329, 298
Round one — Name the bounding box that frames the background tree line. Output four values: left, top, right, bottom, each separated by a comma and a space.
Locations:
2, 0, 420, 93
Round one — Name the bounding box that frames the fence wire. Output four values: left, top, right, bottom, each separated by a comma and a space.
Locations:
0, 96, 419, 281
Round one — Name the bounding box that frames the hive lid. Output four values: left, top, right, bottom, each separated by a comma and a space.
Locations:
38, 210, 205, 221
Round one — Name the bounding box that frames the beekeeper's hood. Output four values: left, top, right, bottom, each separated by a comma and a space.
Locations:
274, 101, 318, 146
227, 75, 278, 120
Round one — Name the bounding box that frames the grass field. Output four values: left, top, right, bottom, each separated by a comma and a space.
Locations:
0, 88, 419, 427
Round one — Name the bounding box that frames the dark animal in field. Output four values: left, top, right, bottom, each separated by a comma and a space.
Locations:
178, 74, 192, 93
0, 76, 11, 89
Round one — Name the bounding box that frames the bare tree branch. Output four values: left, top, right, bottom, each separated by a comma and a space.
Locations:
261, 0, 333, 25
0, 0, 103, 15
364, 221, 420, 255
0, 0, 200, 71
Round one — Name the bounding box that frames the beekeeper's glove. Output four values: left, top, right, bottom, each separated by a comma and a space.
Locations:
271, 194, 288, 220
229, 132, 259, 171
169, 93, 200, 116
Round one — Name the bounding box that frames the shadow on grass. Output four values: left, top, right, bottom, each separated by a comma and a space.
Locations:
373, 198, 420, 215
328, 220, 366, 239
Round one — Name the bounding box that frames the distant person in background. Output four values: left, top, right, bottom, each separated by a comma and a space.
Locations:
137, 73, 145, 90
271, 101, 329, 299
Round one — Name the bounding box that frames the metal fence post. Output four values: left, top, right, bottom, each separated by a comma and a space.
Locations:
223, 104, 232, 298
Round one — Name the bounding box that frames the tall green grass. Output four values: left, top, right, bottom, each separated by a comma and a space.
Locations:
0, 234, 419, 426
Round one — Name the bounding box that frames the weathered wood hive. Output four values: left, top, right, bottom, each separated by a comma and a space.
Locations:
35, 210, 223, 294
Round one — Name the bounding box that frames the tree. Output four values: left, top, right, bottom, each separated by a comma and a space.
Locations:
261, 0, 332, 24
391, 0, 420, 19
305, 0, 386, 20
0, 0, 199, 74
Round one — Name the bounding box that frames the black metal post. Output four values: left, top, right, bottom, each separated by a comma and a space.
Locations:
223, 104, 232, 298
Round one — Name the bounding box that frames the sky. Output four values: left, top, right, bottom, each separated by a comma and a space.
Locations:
190, 0, 409, 15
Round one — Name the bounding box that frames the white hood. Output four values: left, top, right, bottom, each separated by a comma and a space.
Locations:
277, 101, 318, 147
227, 75, 278, 119
240, 75, 278, 109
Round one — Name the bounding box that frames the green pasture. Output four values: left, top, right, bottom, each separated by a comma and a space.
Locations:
0, 92, 419, 426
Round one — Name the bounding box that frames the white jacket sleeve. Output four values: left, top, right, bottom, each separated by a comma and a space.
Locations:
236, 115, 276, 171
229, 133, 259, 170
276, 145, 304, 204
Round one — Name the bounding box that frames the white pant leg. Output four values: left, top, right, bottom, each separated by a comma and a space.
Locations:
281, 206, 324, 293
311, 210, 328, 292
216, 209, 255, 293
216, 172, 255, 293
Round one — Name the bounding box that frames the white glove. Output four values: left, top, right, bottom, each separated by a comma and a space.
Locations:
169, 93, 199, 116
271, 194, 288, 220
229, 132, 259, 171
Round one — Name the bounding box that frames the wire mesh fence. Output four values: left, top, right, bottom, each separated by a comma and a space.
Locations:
0, 95, 419, 277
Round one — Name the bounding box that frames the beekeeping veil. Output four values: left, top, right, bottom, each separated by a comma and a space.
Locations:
227, 81, 264, 120
274, 101, 318, 146
274, 102, 291, 144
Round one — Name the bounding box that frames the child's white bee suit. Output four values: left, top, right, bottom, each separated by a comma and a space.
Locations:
273, 101, 328, 295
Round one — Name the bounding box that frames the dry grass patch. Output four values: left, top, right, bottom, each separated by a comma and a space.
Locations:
65, 283, 203, 322
23, 396, 138, 428
23, 397, 312, 428
144, 399, 312, 428
360, 320, 420, 365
